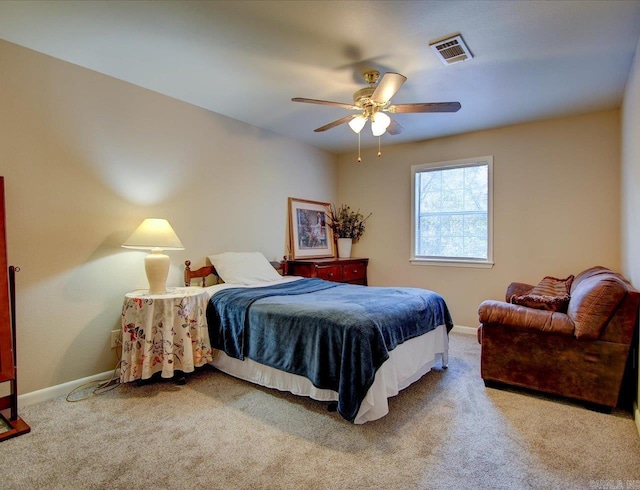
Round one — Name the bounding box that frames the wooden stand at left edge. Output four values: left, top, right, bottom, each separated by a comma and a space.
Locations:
0, 177, 30, 441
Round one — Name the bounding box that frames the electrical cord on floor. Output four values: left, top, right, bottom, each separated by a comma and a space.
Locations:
66, 338, 123, 402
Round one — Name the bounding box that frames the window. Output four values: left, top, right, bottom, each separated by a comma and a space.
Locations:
411, 156, 493, 267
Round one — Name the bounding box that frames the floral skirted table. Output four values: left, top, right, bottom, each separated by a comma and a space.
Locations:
120, 287, 213, 383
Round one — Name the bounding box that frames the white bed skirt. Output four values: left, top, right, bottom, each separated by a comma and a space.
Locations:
209, 324, 449, 424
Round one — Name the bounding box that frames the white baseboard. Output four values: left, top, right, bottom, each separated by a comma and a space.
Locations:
18, 369, 117, 409
635, 402, 640, 438
451, 325, 477, 336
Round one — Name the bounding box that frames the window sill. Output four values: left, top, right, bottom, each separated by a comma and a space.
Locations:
410, 258, 494, 269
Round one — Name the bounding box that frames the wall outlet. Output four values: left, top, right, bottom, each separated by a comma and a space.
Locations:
110, 329, 122, 349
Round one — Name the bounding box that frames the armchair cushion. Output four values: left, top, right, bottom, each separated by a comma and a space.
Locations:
478, 300, 575, 336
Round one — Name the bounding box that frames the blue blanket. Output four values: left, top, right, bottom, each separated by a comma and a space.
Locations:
207, 278, 453, 422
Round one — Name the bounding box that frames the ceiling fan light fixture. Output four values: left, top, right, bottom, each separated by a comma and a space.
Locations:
291, 70, 460, 159
348, 114, 367, 134
371, 112, 391, 136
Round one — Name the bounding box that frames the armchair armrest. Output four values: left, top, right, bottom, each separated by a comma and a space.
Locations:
478, 300, 575, 336
505, 282, 534, 302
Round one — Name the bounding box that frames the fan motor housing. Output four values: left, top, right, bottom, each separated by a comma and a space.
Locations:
353, 87, 375, 106
353, 88, 388, 113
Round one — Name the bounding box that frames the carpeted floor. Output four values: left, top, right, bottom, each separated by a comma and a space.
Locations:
3, 332, 640, 490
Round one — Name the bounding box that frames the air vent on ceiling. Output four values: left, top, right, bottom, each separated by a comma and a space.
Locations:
430, 34, 473, 65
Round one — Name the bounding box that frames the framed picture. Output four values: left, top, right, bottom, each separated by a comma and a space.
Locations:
288, 197, 335, 259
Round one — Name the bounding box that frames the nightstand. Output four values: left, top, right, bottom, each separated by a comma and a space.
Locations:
119, 287, 213, 384
286, 257, 369, 285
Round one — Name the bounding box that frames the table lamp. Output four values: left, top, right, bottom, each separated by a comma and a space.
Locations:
122, 218, 185, 294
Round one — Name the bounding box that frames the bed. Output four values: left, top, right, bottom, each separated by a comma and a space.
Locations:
185, 252, 453, 424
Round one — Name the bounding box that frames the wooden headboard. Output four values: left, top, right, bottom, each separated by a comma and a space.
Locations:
184, 260, 217, 287
184, 258, 289, 287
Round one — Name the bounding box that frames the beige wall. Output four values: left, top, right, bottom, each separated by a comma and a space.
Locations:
0, 40, 338, 394
621, 37, 640, 422
338, 110, 621, 327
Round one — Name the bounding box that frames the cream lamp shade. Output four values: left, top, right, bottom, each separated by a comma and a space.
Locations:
122, 218, 185, 294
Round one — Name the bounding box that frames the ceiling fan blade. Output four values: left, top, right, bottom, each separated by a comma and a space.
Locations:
372, 73, 407, 103
387, 116, 404, 135
388, 102, 461, 113
314, 114, 357, 132
292, 97, 356, 110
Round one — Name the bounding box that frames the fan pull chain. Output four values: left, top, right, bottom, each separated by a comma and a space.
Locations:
377, 136, 382, 157
357, 132, 362, 163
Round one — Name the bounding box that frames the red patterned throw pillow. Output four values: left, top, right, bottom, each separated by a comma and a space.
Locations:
510, 275, 574, 313
529, 275, 575, 297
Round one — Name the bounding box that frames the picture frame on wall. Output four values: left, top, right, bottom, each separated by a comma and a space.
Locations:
288, 197, 335, 259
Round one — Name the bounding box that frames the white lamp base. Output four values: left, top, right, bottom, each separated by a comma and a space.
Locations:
145, 248, 170, 294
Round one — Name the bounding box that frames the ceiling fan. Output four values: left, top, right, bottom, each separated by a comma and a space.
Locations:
292, 70, 461, 146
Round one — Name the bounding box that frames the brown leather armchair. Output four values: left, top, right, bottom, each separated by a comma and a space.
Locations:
477, 267, 639, 410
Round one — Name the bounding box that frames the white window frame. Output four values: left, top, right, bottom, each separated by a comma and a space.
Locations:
410, 156, 494, 268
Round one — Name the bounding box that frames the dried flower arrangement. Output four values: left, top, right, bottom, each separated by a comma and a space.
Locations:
327, 204, 372, 242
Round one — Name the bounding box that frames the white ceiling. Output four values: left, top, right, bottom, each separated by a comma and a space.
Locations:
1, 0, 639, 154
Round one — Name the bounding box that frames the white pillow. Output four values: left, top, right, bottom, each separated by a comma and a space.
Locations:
207, 252, 282, 285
